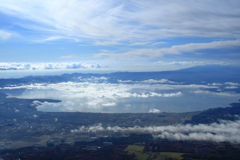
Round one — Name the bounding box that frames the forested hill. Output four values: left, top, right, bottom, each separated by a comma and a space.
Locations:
185, 101, 240, 124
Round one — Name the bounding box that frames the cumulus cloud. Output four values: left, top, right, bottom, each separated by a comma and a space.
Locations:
102, 103, 116, 107
149, 108, 161, 113
31, 100, 43, 106
0, 1, 239, 43
117, 80, 135, 83
71, 120, 240, 143
0, 62, 106, 70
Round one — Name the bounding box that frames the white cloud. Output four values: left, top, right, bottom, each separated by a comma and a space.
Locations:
95, 40, 240, 60
193, 90, 240, 97
0, 1, 239, 43
71, 120, 240, 143
3, 80, 221, 112
60, 55, 77, 59
0, 62, 106, 70
225, 82, 240, 86
151, 42, 166, 46
129, 42, 149, 46
225, 86, 238, 89
117, 79, 178, 84
149, 108, 161, 113
162, 92, 183, 97
37, 36, 80, 43
117, 80, 134, 83
0, 30, 16, 40
102, 103, 116, 107
142, 79, 177, 84
208, 83, 222, 86
155, 61, 228, 66
95, 41, 122, 46
78, 76, 109, 83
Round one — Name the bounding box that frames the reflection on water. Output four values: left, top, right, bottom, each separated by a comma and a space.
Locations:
33, 90, 239, 113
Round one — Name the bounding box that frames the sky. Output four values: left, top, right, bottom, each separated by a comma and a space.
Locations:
0, 0, 240, 73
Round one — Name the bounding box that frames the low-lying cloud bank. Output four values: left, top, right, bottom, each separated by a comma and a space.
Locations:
193, 90, 240, 97
3, 80, 239, 112
0, 62, 105, 70
71, 120, 240, 143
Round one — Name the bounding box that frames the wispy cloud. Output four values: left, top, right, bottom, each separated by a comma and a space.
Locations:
60, 55, 77, 59
193, 90, 240, 97
95, 40, 240, 60
95, 41, 122, 46
155, 61, 228, 66
0, 0, 239, 43
151, 42, 166, 46
129, 42, 149, 46
36, 36, 80, 43
0, 30, 17, 40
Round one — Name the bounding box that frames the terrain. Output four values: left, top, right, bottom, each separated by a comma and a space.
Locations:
0, 65, 240, 159
0, 92, 199, 149
0, 93, 240, 159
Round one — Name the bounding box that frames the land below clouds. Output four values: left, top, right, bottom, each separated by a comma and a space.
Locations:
1, 92, 240, 159
1, 64, 240, 150
0, 91, 240, 146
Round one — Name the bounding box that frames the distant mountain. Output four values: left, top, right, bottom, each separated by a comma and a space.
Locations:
1, 65, 240, 86
64, 64, 240, 84
163, 64, 240, 84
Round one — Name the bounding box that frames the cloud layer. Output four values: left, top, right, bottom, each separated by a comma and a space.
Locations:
0, 62, 105, 70
71, 119, 240, 143
3, 77, 239, 112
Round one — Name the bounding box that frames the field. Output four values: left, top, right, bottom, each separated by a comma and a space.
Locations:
160, 152, 184, 160
125, 145, 150, 160
125, 145, 185, 160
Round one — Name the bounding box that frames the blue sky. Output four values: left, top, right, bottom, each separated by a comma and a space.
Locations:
0, 0, 240, 72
